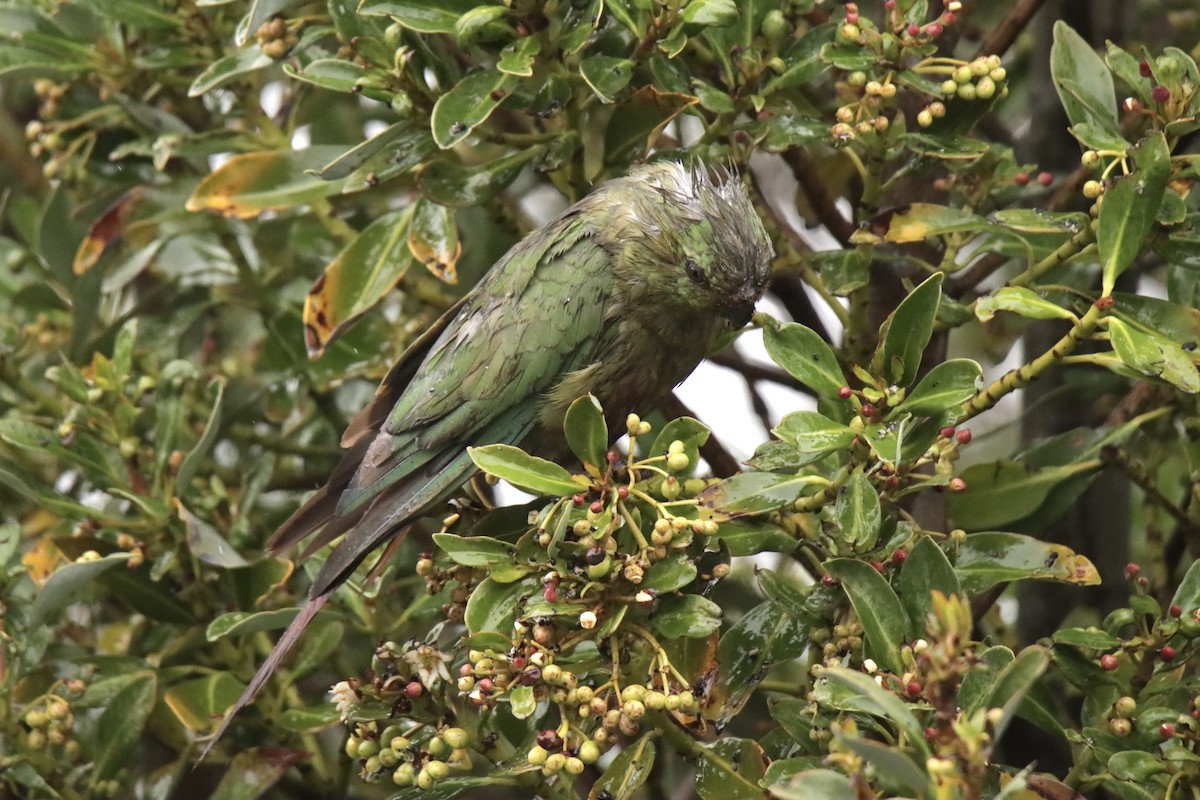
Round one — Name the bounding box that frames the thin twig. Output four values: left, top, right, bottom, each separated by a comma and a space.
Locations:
975, 0, 1052, 58
782, 148, 856, 246
709, 349, 805, 392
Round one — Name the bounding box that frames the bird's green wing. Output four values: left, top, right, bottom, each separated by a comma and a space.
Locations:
309, 215, 615, 594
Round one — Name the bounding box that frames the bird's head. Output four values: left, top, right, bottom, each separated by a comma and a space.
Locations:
605, 162, 774, 328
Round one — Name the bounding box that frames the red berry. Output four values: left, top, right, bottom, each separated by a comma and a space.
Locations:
1094, 295, 1115, 310
1161, 722, 1176, 738
1100, 654, 1119, 671
943, 11, 956, 23
589, 500, 604, 514
1152, 85, 1171, 103
872, 560, 885, 574
1171, 605, 1183, 618
1037, 171, 1053, 186
892, 549, 908, 565
925, 22, 943, 36
405, 681, 423, 699
511, 656, 525, 669
907, 22, 920, 36
1125, 562, 1141, 579
838, 386, 853, 399
573, 494, 585, 507
460, 663, 473, 676
923, 726, 937, 740
478, 677, 494, 692
846, 11, 859, 23
1014, 172, 1031, 186
756, 109, 773, 121
956, 429, 972, 445
906, 681, 922, 697
949, 477, 967, 492
543, 585, 559, 602
1161, 646, 1177, 662
821, 573, 837, 587
1139, 60, 1152, 77
1138, 576, 1149, 587
884, 0, 895, 8
617, 485, 629, 499
940, 426, 956, 438
860, 403, 876, 417
607, 450, 619, 464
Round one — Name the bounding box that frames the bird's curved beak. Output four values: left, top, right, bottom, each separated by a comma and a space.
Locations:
724, 286, 763, 328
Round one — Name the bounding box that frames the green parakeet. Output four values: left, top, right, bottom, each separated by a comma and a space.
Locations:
201, 161, 772, 756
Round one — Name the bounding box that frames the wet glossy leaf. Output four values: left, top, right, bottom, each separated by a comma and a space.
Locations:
985, 645, 1049, 741
990, 208, 1091, 234
433, 533, 516, 568
206, 608, 300, 641
1108, 751, 1169, 781
188, 47, 272, 96
976, 287, 1078, 322
824, 559, 905, 673
311, 121, 416, 180
301, 209, 413, 358
711, 601, 808, 723
694, 738, 767, 800
1051, 22, 1119, 136
497, 36, 540, 76
579, 55, 634, 103
177, 500, 248, 568
208, 747, 307, 800
954, 532, 1101, 593
164, 673, 244, 732
642, 554, 697, 593
1099, 131, 1170, 294
278, 704, 341, 733
834, 736, 930, 798
762, 320, 845, 398
589, 733, 655, 800
508, 684, 537, 719
1169, 559, 1200, 615
1052, 627, 1122, 649
766, 768, 855, 800
407, 198, 460, 283
417, 147, 542, 207
894, 358, 981, 418
649, 416, 710, 473
176, 378, 225, 494
853, 204, 1001, 245
817, 667, 926, 748
357, 0, 476, 33
834, 471, 880, 552
714, 519, 797, 556
90, 672, 157, 780
897, 537, 960, 637
653, 593, 723, 638
947, 459, 1103, 530
877, 272, 943, 388
283, 58, 383, 99
186, 148, 348, 219
563, 394, 608, 471
465, 577, 537, 634
772, 411, 856, 455
1107, 317, 1200, 392
469, 444, 588, 496
681, 0, 737, 26
699, 471, 825, 517
431, 68, 518, 149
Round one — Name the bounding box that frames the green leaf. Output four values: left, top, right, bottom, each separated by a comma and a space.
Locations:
894, 358, 982, 418
1098, 131, 1170, 294
877, 272, 943, 388
1050, 21, 1119, 136
465, 577, 536, 634
976, 287, 1078, 323
1169, 559, 1200, 614
508, 685, 537, 719
1107, 317, 1200, 392
185, 147, 348, 218
417, 147, 542, 207
1108, 751, 1170, 781
177, 500, 250, 568
188, 47, 272, 96
984, 645, 1049, 741
563, 394, 608, 470
694, 738, 767, 800
206, 608, 300, 641
431, 68, 518, 149
772, 411, 856, 455
954, 532, 1101, 594
834, 471, 881, 553
766, 769, 856, 800
468, 444, 588, 496
357, 0, 476, 33
176, 378, 225, 494
818, 667, 927, 750
762, 320, 846, 398
207, 746, 306, 799
1052, 627, 1122, 649
854, 204, 1001, 245
897, 537, 960, 638
699, 471, 826, 517
680, 0, 738, 26
713, 601, 809, 723
579, 55, 634, 103
649, 416, 710, 474
29, 553, 132, 628
834, 735, 930, 798
641, 554, 697, 593
433, 533, 516, 567
92, 672, 157, 780
278, 704, 342, 733
407, 197, 461, 283
497, 36, 540, 76
713, 519, 797, 556
163, 673, 244, 732
824, 560, 906, 673
947, 459, 1103, 530
652, 594, 723, 638
590, 733, 655, 800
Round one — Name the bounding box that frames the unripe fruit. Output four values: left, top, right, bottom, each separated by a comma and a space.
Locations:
578, 740, 601, 764
443, 727, 469, 748
840, 23, 861, 42
1100, 653, 1119, 671
917, 109, 933, 127
1083, 180, 1102, 198
565, 756, 586, 775
393, 763, 415, 785
527, 745, 549, 766
847, 71, 867, 88
1114, 696, 1137, 717
975, 76, 996, 99
544, 753, 567, 773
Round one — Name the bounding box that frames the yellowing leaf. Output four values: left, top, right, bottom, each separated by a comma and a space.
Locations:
73, 188, 143, 274
304, 208, 415, 358
185, 148, 347, 219
22, 536, 63, 584
407, 199, 461, 284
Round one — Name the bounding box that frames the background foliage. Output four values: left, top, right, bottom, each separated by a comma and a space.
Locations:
2, 0, 1200, 798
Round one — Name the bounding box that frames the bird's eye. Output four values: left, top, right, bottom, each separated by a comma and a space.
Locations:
685, 258, 707, 285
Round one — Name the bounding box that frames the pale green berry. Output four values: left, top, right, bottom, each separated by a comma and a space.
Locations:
847, 71, 867, 88
666, 452, 690, 471
357, 739, 379, 758
941, 79, 958, 95
625, 413, 641, 436
975, 76, 996, 99
1082, 180, 1103, 198
953, 65, 973, 84
364, 755, 382, 773
443, 727, 469, 749
393, 763, 415, 786
579, 739, 601, 764
544, 753, 567, 773
565, 756, 586, 775
426, 760, 450, 780
667, 439, 686, 455
957, 83, 977, 100
542, 664, 562, 684
917, 109, 933, 127
1081, 150, 1100, 167
417, 768, 434, 789
528, 745, 549, 766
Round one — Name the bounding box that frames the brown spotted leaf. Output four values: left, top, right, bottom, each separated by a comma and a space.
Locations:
73, 188, 144, 274
303, 208, 415, 359
186, 148, 347, 219
407, 198, 460, 284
